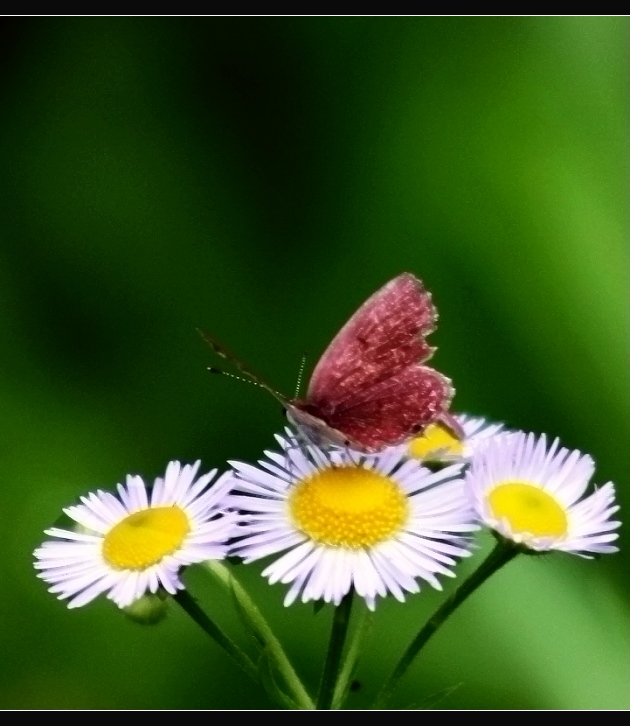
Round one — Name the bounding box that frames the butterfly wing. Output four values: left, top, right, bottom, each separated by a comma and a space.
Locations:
309, 365, 453, 451
295, 273, 453, 451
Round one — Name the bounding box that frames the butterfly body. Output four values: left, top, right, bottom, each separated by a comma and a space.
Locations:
200, 272, 454, 453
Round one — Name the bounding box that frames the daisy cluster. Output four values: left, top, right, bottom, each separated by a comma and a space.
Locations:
33, 415, 620, 611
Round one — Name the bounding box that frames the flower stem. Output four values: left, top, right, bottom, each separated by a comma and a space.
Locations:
331, 604, 372, 709
373, 539, 519, 708
204, 561, 315, 710
317, 591, 354, 710
173, 588, 258, 684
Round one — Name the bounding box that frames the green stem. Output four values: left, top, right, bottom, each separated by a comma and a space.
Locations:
173, 589, 258, 683
331, 605, 372, 710
204, 561, 315, 710
317, 591, 354, 710
373, 539, 519, 708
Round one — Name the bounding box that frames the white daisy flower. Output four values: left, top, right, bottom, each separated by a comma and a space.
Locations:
404, 414, 505, 464
33, 461, 236, 609
466, 431, 621, 556
228, 433, 478, 610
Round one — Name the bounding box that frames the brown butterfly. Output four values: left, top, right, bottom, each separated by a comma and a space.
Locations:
199, 272, 456, 453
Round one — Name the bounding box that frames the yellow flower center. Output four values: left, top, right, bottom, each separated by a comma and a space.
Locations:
408, 422, 463, 460
102, 507, 190, 570
487, 481, 568, 538
288, 466, 409, 548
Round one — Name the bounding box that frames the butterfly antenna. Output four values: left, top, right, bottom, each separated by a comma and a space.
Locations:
207, 366, 268, 389
294, 352, 308, 398
197, 328, 287, 402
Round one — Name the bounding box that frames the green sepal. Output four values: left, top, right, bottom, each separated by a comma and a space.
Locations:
123, 591, 169, 625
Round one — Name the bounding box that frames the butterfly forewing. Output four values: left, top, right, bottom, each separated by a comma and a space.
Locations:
305, 273, 439, 408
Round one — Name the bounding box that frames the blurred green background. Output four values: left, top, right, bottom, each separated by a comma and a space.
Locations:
1, 16, 628, 709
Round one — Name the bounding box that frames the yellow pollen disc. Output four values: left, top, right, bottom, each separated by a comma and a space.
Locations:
102, 506, 190, 570
488, 481, 568, 538
408, 422, 463, 460
288, 466, 409, 548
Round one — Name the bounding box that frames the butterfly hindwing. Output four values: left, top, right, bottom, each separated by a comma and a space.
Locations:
315, 365, 453, 451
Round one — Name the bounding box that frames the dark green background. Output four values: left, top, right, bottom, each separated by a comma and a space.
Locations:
1, 17, 628, 709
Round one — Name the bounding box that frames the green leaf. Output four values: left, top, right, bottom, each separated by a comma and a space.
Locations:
407, 683, 464, 710
258, 648, 300, 710
228, 577, 266, 653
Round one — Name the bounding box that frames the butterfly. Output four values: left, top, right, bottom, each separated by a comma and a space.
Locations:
199, 272, 455, 453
